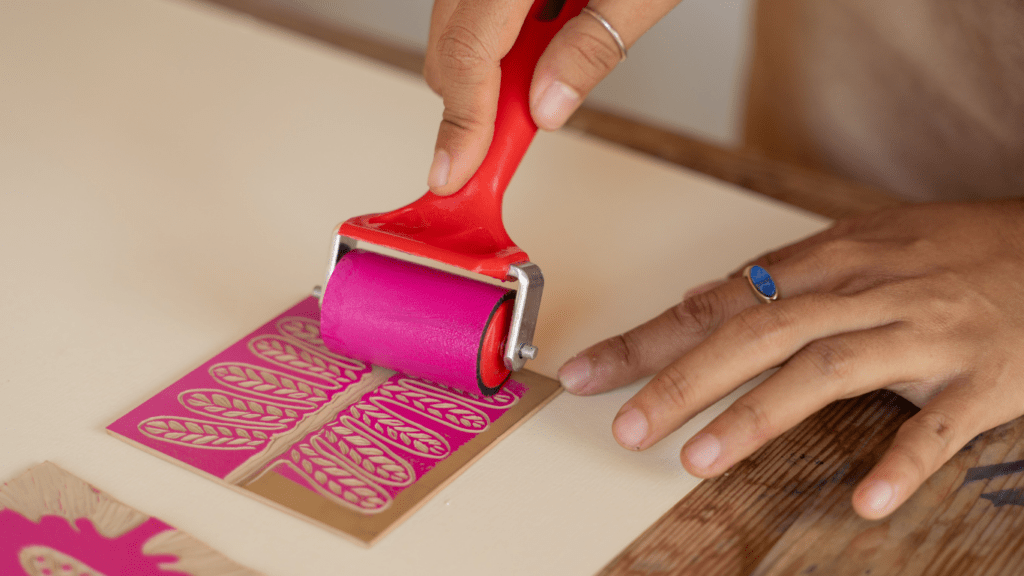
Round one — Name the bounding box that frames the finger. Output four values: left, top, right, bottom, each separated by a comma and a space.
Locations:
561, 241, 876, 397
851, 380, 1005, 519
680, 323, 960, 477
613, 289, 900, 451
426, 0, 534, 195
424, 0, 461, 93
558, 277, 756, 395
530, 0, 682, 130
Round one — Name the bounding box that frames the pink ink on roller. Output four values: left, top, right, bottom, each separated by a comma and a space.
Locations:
320, 249, 514, 395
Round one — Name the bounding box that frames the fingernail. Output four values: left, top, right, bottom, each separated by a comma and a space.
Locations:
684, 433, 721, 472
557, 355, 592, 394
533, 81, 580, 130
683, 279, 726, 300
862, 480, 894, 514
613, 408, 648, 450
428, 149, 450, 189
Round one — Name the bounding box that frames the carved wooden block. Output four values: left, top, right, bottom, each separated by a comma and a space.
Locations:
108, 296, 560, 545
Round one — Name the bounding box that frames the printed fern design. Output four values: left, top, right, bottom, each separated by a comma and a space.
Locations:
429, 380, 520, 408
19, 546, 102, 576
276, 317, 326, 348
180, 389, 316, 427
321, 424, 414, 487
210, 362, 335, 402
139, 417, 269, 449
374, 380, 490, 432
275, 316, 371, 363
280, 442, 391, 512
347, 402, 451, 459
249, 335, 367, 386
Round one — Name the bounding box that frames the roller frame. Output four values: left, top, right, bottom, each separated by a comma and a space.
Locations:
316, 227, 543, 373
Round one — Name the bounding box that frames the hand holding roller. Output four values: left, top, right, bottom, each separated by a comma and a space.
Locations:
317, 0, 588, 396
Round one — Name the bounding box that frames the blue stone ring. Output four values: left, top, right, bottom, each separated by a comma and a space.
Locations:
743, 265, 779, 303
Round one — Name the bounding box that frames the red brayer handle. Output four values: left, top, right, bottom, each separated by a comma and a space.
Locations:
339, 0, 588, 280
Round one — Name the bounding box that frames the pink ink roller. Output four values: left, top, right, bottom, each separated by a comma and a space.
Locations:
316, 0, 586, 395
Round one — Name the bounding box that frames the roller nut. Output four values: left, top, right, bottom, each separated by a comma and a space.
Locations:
518, 344, 538, 360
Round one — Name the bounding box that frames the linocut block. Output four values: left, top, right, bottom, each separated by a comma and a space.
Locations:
0, 462, 260, 576
108, 296, 559, 545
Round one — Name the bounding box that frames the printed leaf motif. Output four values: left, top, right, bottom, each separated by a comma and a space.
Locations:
179, 389, 315, 427
428, 380, 520, 408
209, 362, 334, 402
374, 381, 490, 432
320, 424, 414, 486
275, 443, 391, 512
276, 316, 369, 367
347, 403, 450, 459
139, 417, 268, 450
249, 335, 368, 387
19, 546, 103, 576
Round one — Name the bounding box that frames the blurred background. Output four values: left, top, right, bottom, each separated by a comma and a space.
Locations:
232, 0, 755, 146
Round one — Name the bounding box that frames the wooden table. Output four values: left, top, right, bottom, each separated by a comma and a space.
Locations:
200, 2, 1024, 575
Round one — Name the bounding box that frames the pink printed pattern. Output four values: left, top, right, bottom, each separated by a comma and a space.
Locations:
1, 463, 258, 575
109, 297, 525, 515
109, 298, 373, 479
262, 375, 521, 514
0, 512, 185, 576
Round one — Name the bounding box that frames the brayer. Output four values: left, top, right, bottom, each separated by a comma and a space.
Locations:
314, 0, 587, 396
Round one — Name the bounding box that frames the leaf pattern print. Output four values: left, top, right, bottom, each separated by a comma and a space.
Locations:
275, 443, 391, 512
373, 380, 490, 432
209, 363, 335, 402
139, 417, 269, 450
249, 335, 367, 386
321, 424, 414, 487
179, 389, 316, 427
346, 402, 451, 459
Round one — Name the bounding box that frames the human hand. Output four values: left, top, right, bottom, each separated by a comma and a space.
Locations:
423, 0, 680, 195
557, 200, 1024, 519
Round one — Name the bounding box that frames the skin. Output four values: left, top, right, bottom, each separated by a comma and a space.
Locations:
423, 0, 1024, 520
559, 201, 1024, 519
423, 0, 681, 194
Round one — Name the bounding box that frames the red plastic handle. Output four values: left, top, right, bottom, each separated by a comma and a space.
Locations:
339, 0, 588, 280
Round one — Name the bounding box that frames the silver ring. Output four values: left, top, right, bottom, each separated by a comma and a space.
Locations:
743, 265, 779, 303
581, 7, 628, 62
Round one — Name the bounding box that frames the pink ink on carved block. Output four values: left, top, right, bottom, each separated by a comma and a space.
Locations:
0, 462, 259, 576
108, 297, 553, 544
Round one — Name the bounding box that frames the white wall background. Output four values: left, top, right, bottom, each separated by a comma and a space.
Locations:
270, 0, 754, 145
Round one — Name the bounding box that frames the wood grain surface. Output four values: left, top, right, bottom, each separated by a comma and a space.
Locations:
599, 391, 1024, 576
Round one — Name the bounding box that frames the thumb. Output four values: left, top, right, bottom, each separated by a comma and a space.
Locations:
425, 0, 534, 196
529, 0, 681, 130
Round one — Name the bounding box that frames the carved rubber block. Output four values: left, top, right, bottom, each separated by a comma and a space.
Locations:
108, 297, 560, 545
0, 462, 261, 575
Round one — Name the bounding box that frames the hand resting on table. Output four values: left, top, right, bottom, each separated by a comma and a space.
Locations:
558, 200, 1024, 519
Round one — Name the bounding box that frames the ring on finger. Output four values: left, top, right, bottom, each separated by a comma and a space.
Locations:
743, 265, 780, 303
581, 7, 628, 62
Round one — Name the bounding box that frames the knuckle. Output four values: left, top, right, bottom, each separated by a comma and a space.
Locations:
733, 305, 792, 350
605, 332, 640, 371
799, 338, 855, 380
812, 238, 866, 268
895, 410, 961, 475
652, 363, 699, 411
679, 290, 726, 338
441, 106, 490, 133
436, 23, 496, 79
729, 398, 776, 442
564, 27, 621, 77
